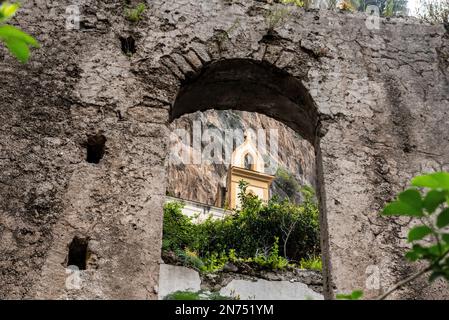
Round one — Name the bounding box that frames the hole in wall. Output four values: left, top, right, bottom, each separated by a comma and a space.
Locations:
67, 236, 89, 270
120, 36, 136, 55
86, 134, 106, 164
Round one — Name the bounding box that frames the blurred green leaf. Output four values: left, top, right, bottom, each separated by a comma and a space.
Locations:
408, 225, 432, 242
0, 25, 39, 63
399, 189, 423, 209
0, 25, 39, 47
405, 244, 428, 261
437, 208, 449, 229
412, 172, 449, 191
429, 271, 445, 282
383, 189, 423, 217
423, 190, 447, 214
428, 244, 445, 257
4, 37, 29, 63
336, 290, 363, 300
405, 250, 419, 261
0, 2, 20, 23
442, 234, 449, 244
351, 290, 363, 300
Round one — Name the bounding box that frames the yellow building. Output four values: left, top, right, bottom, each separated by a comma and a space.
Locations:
226, 134, 275, 209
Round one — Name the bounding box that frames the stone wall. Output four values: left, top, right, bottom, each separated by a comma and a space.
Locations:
165, 196, 231, 222
158, 264, 324, 300
0, 0, 448, 299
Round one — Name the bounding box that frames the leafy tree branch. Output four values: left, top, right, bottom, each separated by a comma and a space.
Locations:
0, 2, 39, 63
339, 171, 449, 300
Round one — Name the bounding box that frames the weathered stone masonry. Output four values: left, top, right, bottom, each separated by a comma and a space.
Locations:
0, 0, 448, 299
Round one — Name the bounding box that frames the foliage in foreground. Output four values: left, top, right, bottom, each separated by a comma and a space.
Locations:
336, 290, 364, 300
0, 2, 39, 63
162, 181, 321, 273
382, 172, 449, 282
163, 290, 235, 300
338, 171, 449, 300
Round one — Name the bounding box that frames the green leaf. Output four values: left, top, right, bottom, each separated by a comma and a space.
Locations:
405, 244, 428, 261
442, 234, 449, 244
336, 293, 351, 299
4, 38, 29, 63
351, 290, 363, 300
423, 190, 447, 214
437, 208, 449, 229
429, 271, 445, 282
0, 25, 39, 63
0, 25, 39, 47
382, 190, 423, 217
405, 250, 419, 261
399, 189, 423, 210
412, 172, 449, 191
425, 244, 449, 260
383, 202, 420, 216
0, 2, 20, 22
336, 290, 363, 300
407, 225, 432, 242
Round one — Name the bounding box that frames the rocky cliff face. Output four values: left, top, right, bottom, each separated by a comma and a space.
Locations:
167, 110, 316, 206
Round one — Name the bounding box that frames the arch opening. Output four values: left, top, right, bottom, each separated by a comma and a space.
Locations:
164, 58, 330, 300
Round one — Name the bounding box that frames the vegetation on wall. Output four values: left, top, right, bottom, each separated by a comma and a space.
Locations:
278, 0, 409, 15
124, 2, 146, 23
0, 2, 39, 63
163, 290, 236, 300
279, 0, 448, 22
274, 167, 301, 200
348, 0, 408, 16
417, 0, 449, 23
162, 181, 321, 273
264, 5, 290, 31
339, 0, 356, 11
272, 167, 316, 204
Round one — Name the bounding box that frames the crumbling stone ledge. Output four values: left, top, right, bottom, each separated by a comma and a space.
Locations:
200, 267, 324, 295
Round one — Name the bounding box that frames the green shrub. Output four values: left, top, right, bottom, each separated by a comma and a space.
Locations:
282, 0, 305, 7
162, 181, 320, 272
163, 290, 202, 300
0, 2, 39, 63
124, 2, 146, 23
299, 255, 322, 271
336, 290, 363, 300
252, 237, 290, 270
175, 248, 205, 271
274, 167, 301, 199
264, 6, 290, 31
163, 290, 235, 300
162, 202, 197, 252
224, 181, 320, 261
201, 251, 229, 273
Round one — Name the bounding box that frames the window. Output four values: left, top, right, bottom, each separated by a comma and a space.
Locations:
244, 153, 254, 170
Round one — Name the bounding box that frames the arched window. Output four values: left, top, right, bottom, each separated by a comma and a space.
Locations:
244, 153, 254, 171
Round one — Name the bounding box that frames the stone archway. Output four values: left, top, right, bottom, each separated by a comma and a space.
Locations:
1, 0, 448, 300
168, 57, 332, 297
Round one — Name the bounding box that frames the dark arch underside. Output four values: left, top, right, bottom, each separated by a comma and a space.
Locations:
171, 59, 319, 145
